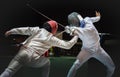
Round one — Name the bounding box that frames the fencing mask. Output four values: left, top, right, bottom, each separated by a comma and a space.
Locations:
68, 12, 85, 28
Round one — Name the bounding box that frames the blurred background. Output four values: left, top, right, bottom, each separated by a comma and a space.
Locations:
0, 0, 120, 77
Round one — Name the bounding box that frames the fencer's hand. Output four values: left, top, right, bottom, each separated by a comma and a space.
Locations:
71, 29, 79, 36
5, 31, 11, 37
95, 11, 101, 17
65, 26, 71, 34
65, 26, 78, 36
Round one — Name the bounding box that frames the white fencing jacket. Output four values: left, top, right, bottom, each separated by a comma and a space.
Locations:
69, 16, 101, 48
9, 27, 78, 55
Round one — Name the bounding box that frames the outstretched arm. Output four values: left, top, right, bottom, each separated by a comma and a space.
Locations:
5, 27, 39, 36
90, 11, 101, 23
50, 36, 78, 49
49, 30, 79, 49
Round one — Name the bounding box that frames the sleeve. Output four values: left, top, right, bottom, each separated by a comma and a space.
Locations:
9, 27, 39, 35
49, 36, 78, 49
89, 16, 101, 23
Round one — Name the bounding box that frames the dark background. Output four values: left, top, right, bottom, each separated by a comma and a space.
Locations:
0, 0, 120, 34
0, 0, 120, 77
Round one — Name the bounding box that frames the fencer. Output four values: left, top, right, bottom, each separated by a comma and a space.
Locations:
0, 20, 78, 77
66, 11, 115, 77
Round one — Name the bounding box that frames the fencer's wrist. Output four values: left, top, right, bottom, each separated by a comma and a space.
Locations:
5, 31, 11, 36
72, 30, 79, 36
70, 28, 76, 36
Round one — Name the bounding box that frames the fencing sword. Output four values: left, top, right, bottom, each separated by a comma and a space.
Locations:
26, 3, 66, 36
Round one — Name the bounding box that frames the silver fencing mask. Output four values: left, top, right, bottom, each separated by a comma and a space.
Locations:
68, 12, 80, 27
68, 12, 84, 27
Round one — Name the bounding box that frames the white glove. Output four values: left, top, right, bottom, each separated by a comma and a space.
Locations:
65, 26, 71, 34
70, 28, 76, 36
65, 26, 75, 36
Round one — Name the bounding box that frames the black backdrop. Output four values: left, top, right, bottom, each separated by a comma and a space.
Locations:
0, 0, 120, 77
0, 0, 120, 34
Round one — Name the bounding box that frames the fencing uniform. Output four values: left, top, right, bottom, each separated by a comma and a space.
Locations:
0, 22, 78, 77
66, 12, 115, 77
